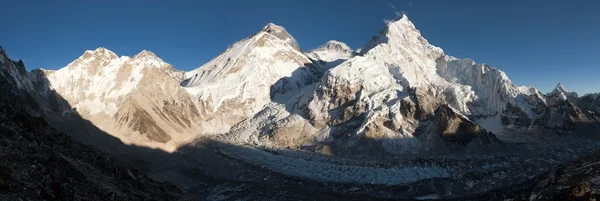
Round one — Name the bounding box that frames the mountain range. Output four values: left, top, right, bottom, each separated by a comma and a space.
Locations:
1, 14, 599, 200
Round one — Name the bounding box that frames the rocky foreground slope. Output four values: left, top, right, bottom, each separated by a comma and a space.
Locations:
0, 46, 183, 201
464, 150, 600, 201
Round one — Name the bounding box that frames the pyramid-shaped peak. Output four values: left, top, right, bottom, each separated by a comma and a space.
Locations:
550, 82, 570, 95
555, 83, 567, 92
548, 82, 579, 100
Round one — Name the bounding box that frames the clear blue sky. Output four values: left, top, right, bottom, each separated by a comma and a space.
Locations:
1, 0, 599, 94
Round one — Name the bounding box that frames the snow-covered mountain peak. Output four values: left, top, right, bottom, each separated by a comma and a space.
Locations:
259, 22, 300, 51
83, 47, 118, 60
133, 49, 157, 59
261, 22, 286, 34
555, 83, 567, 93
360, 14, 440, 56
548, 82, 578, 100
66, 47, 122, 71
307, 40, 355, 69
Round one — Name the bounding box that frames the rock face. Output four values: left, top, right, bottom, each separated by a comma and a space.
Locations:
426, 105, 501, 148
0, 46, 183, 201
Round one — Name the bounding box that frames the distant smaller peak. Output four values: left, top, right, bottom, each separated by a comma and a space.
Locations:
550, 82, 569, 94
550, 82, 568, 94
556, 82, 567, 91
548, 82, 579, 100
315, 40, 352, 52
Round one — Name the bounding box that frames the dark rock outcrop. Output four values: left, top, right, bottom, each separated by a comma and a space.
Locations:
423, 105, 501, 152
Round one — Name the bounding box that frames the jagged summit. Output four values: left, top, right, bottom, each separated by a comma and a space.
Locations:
262, 22, 283, 31
67, 47, 171, 71
73, 47, 120, 67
